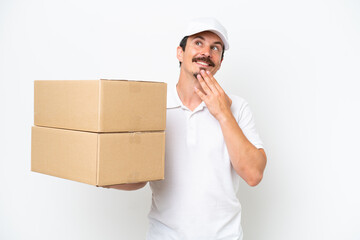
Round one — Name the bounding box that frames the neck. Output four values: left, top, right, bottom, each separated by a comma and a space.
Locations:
176, 69, 203, 111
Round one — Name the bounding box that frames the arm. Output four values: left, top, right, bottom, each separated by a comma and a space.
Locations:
195, 70, 267, 186
103, 182, 148, 191
218, 114, 266, 186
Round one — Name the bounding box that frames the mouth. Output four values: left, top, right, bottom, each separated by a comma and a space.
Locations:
195, 61, 211, 67
192, 57, 215, 67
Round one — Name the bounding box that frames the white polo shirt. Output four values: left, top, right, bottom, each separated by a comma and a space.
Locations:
147, 83, 264, 240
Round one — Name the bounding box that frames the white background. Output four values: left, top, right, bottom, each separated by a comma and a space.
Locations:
1, 0, 359, 239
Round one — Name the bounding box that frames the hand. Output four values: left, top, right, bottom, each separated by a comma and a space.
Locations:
102, 182, 147, 191
194, 70, 232, 122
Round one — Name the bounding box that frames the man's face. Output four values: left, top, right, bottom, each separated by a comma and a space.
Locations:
177, 31, 224, 78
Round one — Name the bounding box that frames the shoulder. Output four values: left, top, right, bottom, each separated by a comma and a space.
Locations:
228, 93, 247, 105
227, 93, 253, 122
228, 93, 249, 111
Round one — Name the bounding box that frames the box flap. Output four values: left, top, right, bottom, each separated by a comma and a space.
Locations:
96, 131, 165, 186
34, 80, 100, 132
99, 80, 167, 132
31, 126, 98, 185
100, 79, 165, 84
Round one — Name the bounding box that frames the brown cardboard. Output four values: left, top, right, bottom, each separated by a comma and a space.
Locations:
31, 126, 165, 186
34, 80, 167, 132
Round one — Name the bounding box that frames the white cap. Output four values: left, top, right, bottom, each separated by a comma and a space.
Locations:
183, 17, 229, 50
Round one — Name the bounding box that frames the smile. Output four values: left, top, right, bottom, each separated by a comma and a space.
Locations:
195, 61, 211, 67
192, 57, 215, 67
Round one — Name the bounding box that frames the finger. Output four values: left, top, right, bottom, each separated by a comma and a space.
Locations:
194, 86, 206, 101
200, 70, 218, 93
205, 70, 223, 93
226, 94, 232, 106
197, 73, 212, 94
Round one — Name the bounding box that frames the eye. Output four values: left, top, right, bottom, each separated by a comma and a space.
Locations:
195, 41, 202, 46
212, 46, 219, 51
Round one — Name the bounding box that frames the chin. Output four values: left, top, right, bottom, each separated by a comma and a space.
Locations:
193, 67, 208, 77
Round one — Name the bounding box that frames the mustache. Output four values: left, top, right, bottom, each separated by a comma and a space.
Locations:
192, 57, 215, 67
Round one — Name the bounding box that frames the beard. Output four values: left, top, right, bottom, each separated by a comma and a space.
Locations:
192, 56, 215, 79
193, 67, 207, 79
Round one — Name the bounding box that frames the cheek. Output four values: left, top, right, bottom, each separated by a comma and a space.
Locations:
215, 59, 222, 68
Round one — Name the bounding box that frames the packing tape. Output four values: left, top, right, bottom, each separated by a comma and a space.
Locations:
129, 132, 141, 144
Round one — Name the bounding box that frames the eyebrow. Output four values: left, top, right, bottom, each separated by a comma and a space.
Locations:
213, 41, 223, 47
193, 36, 223, 48
193, 36, 205, 41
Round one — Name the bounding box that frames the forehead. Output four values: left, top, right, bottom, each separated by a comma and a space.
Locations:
188, 31, 223, 45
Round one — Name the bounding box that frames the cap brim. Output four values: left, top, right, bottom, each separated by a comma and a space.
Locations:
185, 28, 229, 50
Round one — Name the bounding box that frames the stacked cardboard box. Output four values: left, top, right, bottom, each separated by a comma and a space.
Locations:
31, 79, 167, 186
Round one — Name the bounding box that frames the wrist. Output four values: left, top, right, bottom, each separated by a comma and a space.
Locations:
217, 111, 235, 124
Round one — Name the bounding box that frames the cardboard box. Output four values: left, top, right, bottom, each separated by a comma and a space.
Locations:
34, 80, 167, 132
31, 126, 165, 186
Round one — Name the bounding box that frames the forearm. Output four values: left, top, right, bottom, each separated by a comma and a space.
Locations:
193, 70, 266, 185
104, 182, 148, 191
218, 113, 266, 186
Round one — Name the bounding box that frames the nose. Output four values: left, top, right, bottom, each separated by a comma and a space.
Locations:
200, 45, 211, 57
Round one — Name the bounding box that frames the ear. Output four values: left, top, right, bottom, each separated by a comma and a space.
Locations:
218, 58, 223, 68
177, 46, 184, 63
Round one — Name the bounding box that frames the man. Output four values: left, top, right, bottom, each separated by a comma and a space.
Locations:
108, 17, 267, 240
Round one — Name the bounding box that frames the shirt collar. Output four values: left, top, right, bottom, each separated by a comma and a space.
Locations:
167, 83, 206, 112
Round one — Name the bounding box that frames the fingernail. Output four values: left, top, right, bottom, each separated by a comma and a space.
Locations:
206, 70, 210, 74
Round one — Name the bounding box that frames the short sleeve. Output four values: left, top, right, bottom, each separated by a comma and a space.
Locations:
231, 95, 264, 149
